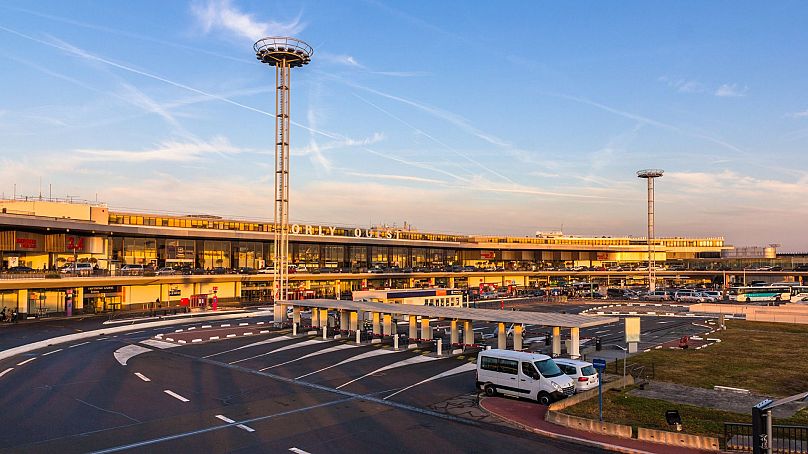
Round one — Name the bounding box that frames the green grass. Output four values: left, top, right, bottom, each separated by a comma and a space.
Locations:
560, 320, 808, 443
625, 320, 808, 397
563, 387, 808, 441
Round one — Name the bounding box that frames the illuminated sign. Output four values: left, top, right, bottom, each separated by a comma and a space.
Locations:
625, 317, 641, 343
15, 238, 37, 249
289, 224, 401, 240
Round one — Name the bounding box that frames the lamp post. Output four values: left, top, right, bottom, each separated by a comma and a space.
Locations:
637, 169, 664, 292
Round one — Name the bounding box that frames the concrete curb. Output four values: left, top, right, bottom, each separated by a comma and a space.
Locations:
479, 398, 658, 454
0, 312, 268, 362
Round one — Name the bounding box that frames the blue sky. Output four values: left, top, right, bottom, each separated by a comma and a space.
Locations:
1, 1, 808, 250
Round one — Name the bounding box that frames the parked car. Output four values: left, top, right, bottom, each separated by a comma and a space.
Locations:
295, 265, 310, 273
7, 266, 35, 273
674, 290, 702, 302
698, 291, 721, 303
646, 290, 672, 301
554, 358, 600, 392
257, 266, 275, 274
62, 262, 94, 275
120, 264, 145, 275
155, 267, 176, 275
236, 267, 256, 275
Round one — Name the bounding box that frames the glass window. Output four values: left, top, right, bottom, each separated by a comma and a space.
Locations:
581, 365, 596, 376
480, 356, 498, 371
535, 359, 564, 378
521, 361, 539, 378
499, 359, 518, 375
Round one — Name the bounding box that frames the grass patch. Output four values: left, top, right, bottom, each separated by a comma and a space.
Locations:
562, 386, 807, 441
624, 320, 808, 397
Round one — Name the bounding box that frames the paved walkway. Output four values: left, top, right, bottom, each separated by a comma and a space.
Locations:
480, 397, 714, 454
630, 381, 807, 418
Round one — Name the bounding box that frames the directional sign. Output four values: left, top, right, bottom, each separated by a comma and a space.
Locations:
592, 358, 607, 371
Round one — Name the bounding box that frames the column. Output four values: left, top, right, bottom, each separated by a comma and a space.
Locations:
334, 280, 341, 299
372, 312, 381, 335
428, 277, 435, 286
349, 311, 358, 331
497, 322, 506, 350
513, 324, 523, 351
339, 309, 348, 332
383, 314, 393, 336
450, 320, 459, 345
421, 317, 432, 340
311, 307, 319, 327
319, 308, 328, 328
17, 289, 28, 315
463, 320, 474, 345
409, 315, 417, 339
408, 277, 415, 288
293, 306, 301, 326
552, 326, 561, 357
448, 277, 455, 288
570, 327, 580, 359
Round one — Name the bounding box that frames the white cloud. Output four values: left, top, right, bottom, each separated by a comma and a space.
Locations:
788, 109, 808, 118
319, 53, 364, 68
191, 0, 304, 41
75, 136, 242, 162
658, 76, 704, 93
714, 83, 748, 97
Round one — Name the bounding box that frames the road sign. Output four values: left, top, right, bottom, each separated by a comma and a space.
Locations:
593, 358, 607, 371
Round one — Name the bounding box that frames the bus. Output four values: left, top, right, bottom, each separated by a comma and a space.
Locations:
731, 285, 804, 304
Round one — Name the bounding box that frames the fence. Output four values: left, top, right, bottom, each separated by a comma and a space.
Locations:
725, 422, 808, 453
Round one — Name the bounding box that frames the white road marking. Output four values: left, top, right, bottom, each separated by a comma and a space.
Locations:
296, 349, 400, 379
221, 324, 231, 327
134, 372, 151, 382
231, 339, 321, 364
16, 357, 36, 366
164, 390, 189, 402
114, 345, 153, 366
209, 336, 220, 340
226, 334, 236, 338
261, 343, 360, 371
192, 339, 202, 343
0, 368, 13, 378
384, 362, 477, 400
141, 339, 178, 349
127, 330, 146, 335
289, 448, 310, 454
178, 340, 187, 344
42, 349, 63, 356
68, 341, 91, 348
243, 332, 253, 336
202, 335, 293, 358
215, 414, 256, 432
202, 325, 212, 328
239, 323, 248, 326
337, 355, 439, 389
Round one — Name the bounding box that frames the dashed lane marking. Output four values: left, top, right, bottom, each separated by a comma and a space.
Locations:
164, 390, 190, 402
134, 372, 151, 382
209, 336, 220, 340
289, 448, 310, 454
192, 339, 202, 343
69, 341, 91, 348
42, 348, 63, 356
215, 415, 255, 432
16, 357, 36, 366
0, 368, 13, 378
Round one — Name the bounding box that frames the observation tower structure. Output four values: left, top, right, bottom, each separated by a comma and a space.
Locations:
254, 37, 313, 312
637, 169, 664, 292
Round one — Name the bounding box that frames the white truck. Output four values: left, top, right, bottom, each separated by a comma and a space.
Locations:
476, 349, 575, 405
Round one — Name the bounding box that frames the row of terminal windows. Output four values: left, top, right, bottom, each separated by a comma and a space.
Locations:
107, 213, 722, 248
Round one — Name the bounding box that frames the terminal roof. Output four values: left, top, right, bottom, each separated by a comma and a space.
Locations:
283, 299, 618, 328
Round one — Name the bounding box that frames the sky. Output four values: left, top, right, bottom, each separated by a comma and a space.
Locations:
1, 1, 808, 250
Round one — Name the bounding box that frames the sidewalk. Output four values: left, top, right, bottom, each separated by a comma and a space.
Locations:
480, 397, 715, 454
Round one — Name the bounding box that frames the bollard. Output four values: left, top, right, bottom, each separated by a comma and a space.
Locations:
293, 322, 297, 336
437, 339, 442, 356
394, 333, 399, 350
323, 326, 327, 340
356, 330, 361, 344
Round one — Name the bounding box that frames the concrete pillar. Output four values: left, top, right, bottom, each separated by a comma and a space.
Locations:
448, 277, 455, 288
334, 280, 341, 299
320, 309, 329, 328
394, 333, 399, 350
339, 309, 348, 332
349, 311, 358, 331
429, 277, 435, 286
383, 314, 393, 337
513, 324, 524, 351
293, 306, 301, 326
497, 322, 506, 350
463, 320, 474, 345
17, 289, 28, 314
570, 327, 580, 359
323, 324, 328, 340
311, 307, 319, 327
372, 312, 381, 335
355, 329, 361, 344
450, 320, 459, 346
292, 322, 297, 336
437, 338, 442, 356
408, 315, 417, 339
273, 303, 284, 323
408, 277, 415, 288
421, 317, 432, 340
552, 326, 561, 357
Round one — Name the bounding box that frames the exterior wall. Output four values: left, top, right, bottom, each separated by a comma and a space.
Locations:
0, 201, 95, 221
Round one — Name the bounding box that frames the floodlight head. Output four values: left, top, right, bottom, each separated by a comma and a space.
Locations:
637, 169, 664, 179
254, 37, 313, 68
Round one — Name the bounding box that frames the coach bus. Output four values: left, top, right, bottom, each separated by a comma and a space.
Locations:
732, 285, 808, 304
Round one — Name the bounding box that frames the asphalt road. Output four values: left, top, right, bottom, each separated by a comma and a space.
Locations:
0, 315, 603, 453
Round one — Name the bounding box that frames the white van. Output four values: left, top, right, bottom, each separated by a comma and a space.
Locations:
476, 349, 575, 405
60, 262, 93, 275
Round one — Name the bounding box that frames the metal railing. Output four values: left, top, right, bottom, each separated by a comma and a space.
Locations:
725, 422, 808, 453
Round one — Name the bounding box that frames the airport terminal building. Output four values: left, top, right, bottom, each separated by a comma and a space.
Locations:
0, 199, 728, 272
